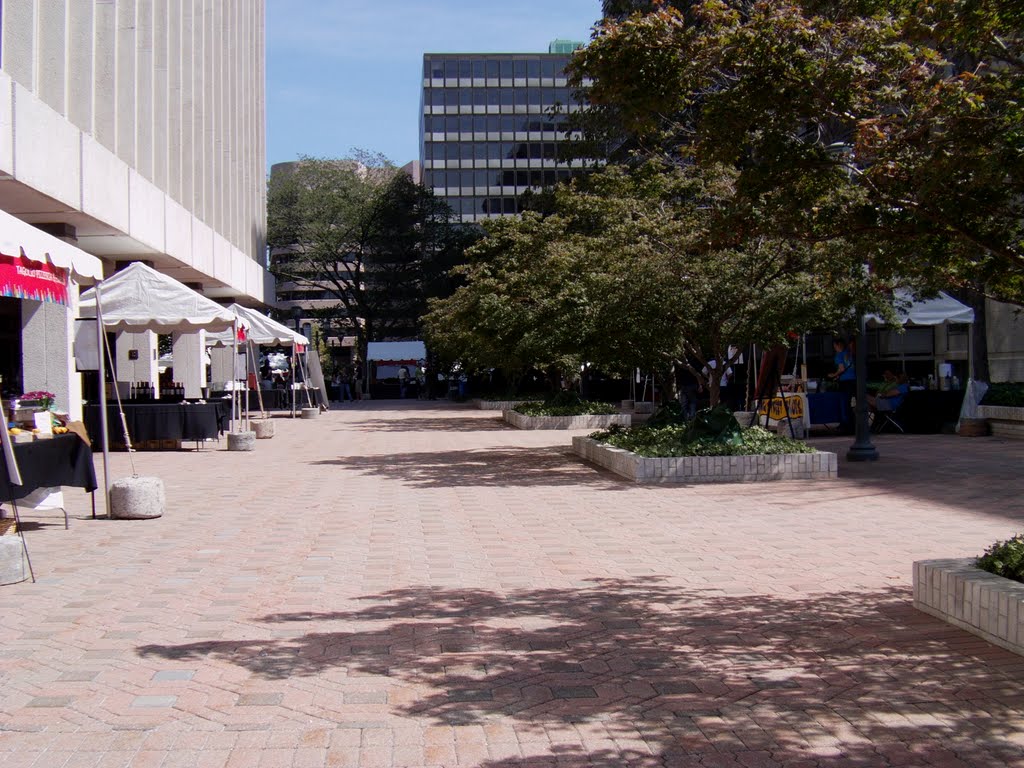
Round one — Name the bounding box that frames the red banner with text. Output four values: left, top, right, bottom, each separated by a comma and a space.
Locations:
0, 251, 69, 306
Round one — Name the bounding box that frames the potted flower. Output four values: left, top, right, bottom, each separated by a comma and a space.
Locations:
19, 391, 56, 412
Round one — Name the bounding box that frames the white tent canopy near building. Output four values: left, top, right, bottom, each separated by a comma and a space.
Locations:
206, 303, 306, 347
79, 262, 237, 333
866, 290, 975, 328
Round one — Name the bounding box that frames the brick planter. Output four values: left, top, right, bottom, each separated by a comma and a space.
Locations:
978, 405, 1024, 440
474, 399, 531, 411
914, 558, 1024, 656
572, 436, 837, 484
502, 410, 631, 431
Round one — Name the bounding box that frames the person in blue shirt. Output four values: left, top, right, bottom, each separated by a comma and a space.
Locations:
828, 339, 856, 433
869, 371, 910, 413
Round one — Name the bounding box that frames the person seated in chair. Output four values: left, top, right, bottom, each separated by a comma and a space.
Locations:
868, 371, 909, 414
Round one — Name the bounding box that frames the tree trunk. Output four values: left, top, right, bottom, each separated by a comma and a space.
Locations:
953, 286, 990, 382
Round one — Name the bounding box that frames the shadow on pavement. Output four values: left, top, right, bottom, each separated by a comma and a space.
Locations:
138, 579, 1024, 766
309, 446, 626, 489
349, 416, 511, 433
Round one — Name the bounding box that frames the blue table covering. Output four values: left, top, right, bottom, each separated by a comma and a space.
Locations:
807, 392, 850, 425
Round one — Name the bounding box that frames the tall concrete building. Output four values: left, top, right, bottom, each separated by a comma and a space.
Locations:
419, 43, 587, 223
0, 0, 270, 415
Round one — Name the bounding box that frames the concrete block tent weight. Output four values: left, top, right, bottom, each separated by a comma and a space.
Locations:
78, 263, 241, 516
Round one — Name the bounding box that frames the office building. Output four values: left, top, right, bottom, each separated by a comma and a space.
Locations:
0, 0, 270, 415
420, 43, 587, 223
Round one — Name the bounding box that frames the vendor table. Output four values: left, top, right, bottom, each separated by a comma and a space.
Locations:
898, 390, 965, 434
0, 434, 98, 503
83, 402, 230, 447
807, 392, 851, 426
210, 390, 286, 411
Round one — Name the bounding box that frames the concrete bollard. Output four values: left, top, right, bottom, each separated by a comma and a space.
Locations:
300, 408, 319, 420
0, 536, 29, 584
227, 431, 256, 451
110, 476, 165, 520
251, 420, 275, 439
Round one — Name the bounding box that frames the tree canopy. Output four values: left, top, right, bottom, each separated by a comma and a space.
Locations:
573, 0, 1024, 305
425, 163, 882, 405
268, 156, 475, 359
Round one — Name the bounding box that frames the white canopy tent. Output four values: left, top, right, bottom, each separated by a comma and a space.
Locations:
366, 341, 427, 362
865, 290, 975, 328
79, 263, 241, 515
206, 304, 306, 347
79, 262, 237, 333
205, 304, 309, 417
865, 290, 977, 381
0, 208, 104, 285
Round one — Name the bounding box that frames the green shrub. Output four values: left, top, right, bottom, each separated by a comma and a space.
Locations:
976, 535, 1024, 583
646, 401, 689, 428
981, 383, 1024, 408
515, 398, 619, 417
590, 423, 814, 458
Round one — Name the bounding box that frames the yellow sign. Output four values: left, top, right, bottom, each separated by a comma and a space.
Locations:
758, 394, 805, 422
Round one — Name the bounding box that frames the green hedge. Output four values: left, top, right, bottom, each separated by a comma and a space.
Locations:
514, 400, 618, 417
981, 383, 1024, 408
591, 423, 815, 458
977, 535, 1024, 584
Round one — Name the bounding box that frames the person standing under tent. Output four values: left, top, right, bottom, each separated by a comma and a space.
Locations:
828, 338, 856, 433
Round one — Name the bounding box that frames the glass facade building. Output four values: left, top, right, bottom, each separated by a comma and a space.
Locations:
420, 51, 587, 223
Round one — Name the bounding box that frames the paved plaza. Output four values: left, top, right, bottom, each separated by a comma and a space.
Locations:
3, 402, 1024, 767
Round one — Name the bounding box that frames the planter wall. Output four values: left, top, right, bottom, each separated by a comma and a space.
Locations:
978, 405, 1024, 440
503, 411, 631, 431
572, 436, 837, 484
474, 399, 532, 411
914, 558, 1024, 656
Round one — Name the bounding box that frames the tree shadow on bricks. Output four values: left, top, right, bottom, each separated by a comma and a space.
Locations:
347, 416, 512, 433
137, 579, 1024, 766
308, 446, 628, 489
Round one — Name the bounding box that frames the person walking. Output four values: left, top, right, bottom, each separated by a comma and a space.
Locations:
339, 368, 354, 403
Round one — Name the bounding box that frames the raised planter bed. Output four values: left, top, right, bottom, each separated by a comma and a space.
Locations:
572, 436, 837, 484
914, 558, 1024, 656
503, 410, 631, 431
978, 405, 1024, 440
474, 399, 532, 411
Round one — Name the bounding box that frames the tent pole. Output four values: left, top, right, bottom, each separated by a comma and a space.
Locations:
231, 320, 238, 433
968, 321, 975, 382
95, 299, 111, 517
291, 349, 296, 418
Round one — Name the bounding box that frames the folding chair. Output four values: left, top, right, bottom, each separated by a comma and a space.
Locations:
872, 401, 906, 434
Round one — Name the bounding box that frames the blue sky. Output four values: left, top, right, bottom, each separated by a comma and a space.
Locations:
266, 0, 602, 168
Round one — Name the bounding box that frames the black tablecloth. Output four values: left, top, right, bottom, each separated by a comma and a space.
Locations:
898, 390, 965, 433
210, 390, 286, 410
84, 402, 230, 446
0, 434, 97, 502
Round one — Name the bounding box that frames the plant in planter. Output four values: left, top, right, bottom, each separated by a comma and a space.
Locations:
591, 406, 814, 459
978, 382, 1024, 439
514, 391, 618, 418
977, 535, 1024, 584
19, 391, 55, 411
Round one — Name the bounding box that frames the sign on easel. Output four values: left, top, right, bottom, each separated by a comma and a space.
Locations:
757, 393, 810, 430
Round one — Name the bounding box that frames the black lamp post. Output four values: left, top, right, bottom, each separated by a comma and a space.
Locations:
847, 312, 879, 462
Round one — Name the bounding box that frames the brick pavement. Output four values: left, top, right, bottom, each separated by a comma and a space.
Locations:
1, 402, 1024, 767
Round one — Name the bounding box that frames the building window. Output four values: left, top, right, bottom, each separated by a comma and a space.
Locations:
500, 60, 513, 78
486, 60, 500, 78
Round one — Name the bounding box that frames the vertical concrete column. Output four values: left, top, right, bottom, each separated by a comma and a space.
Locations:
172, 330, 206, 398
20, 294, 79, 418
209, 347, 236, 385
115, 330, 159, 394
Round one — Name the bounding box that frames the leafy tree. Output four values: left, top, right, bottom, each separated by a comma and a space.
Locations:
268, 155, 475, 362
425, 163, 881, 406
572, 1, 1024, 308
